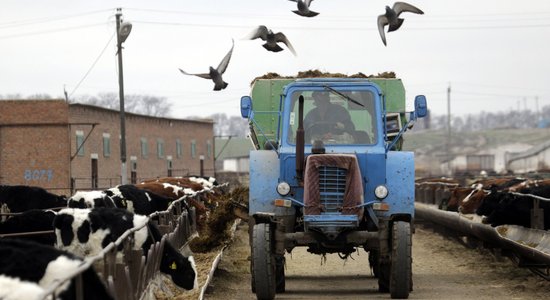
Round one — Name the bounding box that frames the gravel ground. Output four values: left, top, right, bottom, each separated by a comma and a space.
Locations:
204, 222, 550, 300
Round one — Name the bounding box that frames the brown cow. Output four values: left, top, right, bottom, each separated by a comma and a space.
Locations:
447, 187, 475, 212
457, 177, 525, 214
458, 187, 489, 214
140, 177, 204, 192
135, 181, 208, 230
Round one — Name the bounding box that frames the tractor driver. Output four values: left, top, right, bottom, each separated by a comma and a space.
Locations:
304, 91, 355, 142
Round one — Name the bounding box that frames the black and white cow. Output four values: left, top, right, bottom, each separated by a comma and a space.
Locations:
0, 209, 56, 245
68, 185, 173, 215
67, 190, 116, 209
0, 275, 46, 300
53, 207, 198, 290
0, 238, 113, 300
0, 185, 67, 213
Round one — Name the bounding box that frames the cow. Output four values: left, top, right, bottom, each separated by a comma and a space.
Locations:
135, 181, 208, 229
478, 185, 550, 229
458, 185, 489, 214
135, 181, 200, 199
67, 190, 116, 209
140, 177, 205, 192
0, 275, 46, 300
188, 176, 219, 190
447, 187, 475, 212
53, 207, 198, 290
0, 238, 113, 300
68, 185, 173, 216
456, 178, 526, 214
0, 185, 67, 214
0, 209, 56, 245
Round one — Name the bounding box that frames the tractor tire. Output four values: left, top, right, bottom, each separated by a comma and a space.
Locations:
368, 250, 380, 278
389, 221, 412, 299
378, 261, 390, 293
249, 219, 256, 293
252, 223, 276, 300
275, 254, 286, 293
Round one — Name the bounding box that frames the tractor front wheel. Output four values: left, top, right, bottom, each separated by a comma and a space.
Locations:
252, 223, 276, 300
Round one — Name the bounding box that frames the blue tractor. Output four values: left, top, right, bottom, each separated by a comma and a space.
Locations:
240, 76, 427, 299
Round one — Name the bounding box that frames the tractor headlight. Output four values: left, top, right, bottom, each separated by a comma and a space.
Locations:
374, 185, 388, 199
276, 181, 291, 196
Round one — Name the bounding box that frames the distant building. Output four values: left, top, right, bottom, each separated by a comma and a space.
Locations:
440, 143, 533, 175
507, 140, 550, 173
214, 137, 254, 186
0, 100, 214, 195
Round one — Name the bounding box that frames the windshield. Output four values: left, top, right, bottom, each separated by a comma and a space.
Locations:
287, 89, 377, 145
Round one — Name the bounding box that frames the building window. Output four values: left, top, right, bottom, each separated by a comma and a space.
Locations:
157, 139, 165, 158
191, 140, 196, 158
103, 133, 111, 157
76, 130, 84, 156
207, 140, 212, 159
141, 137, 148, 158
176, 139, 183, 158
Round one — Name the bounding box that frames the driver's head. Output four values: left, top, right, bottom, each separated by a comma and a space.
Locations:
312, 91, 329, 107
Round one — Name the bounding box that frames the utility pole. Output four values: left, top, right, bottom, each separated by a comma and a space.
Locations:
116, 8, 132, 185
447, 83, 452, 175
536, 96, 540, 121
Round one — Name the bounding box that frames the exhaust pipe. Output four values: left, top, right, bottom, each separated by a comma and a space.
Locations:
296, 95, 305, 183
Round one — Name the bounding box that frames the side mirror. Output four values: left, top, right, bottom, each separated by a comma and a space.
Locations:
240, 96, 253, 119
414, 95, 428, 118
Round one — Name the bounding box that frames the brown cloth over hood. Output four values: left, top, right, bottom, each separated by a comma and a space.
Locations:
303, 154, 364, 218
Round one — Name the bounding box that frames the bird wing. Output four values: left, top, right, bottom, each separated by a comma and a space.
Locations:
244, 25, 269, 41
288, 0, 298, 2
179, 68, 212, 79
377, 15, 388, 46
305, 0, 314, 7
216, 39, 234, 74
274, 32, 297, 56
393, 2, 424, 15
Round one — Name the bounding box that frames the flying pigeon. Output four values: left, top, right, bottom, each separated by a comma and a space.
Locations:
377, 2, 424, 46
178, 39, 234, 91
244, 25, 297, 56
288, 0, 319, 17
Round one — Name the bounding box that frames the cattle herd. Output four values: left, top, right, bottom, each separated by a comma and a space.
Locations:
0, 176, 222, 300
416, 176, 550, 230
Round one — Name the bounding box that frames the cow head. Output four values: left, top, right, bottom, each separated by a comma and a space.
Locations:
160, 247, 198, 290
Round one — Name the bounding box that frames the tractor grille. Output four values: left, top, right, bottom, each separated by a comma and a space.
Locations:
319, 166, 347, 213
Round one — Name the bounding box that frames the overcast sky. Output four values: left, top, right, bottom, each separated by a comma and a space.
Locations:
1, 0, 549, 119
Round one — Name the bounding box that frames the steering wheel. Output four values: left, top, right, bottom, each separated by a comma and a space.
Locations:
306, 121, 352, 141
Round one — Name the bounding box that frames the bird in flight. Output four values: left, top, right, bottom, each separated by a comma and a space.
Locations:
288, 0, 319, 17
178, 39, 234, 91
244, 25, 297, 56
377, 2, 424, 46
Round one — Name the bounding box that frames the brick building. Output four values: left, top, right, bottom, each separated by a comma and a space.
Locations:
0, 100, 214, 195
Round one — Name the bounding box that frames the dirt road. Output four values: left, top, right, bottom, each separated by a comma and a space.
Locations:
204, 222, 550, 299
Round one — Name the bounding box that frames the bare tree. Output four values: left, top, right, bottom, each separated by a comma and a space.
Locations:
206, 113, 248, 137
71, 93, 171, 117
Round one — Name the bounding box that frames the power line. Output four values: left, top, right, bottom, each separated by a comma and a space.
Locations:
0, 22, 110, 40
132, 19, 550, 31
69, 33, 116, 99
125, 7, 550, 20
0, 9, 113, 29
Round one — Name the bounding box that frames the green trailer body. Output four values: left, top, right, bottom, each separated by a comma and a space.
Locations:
249, 77, 407, 150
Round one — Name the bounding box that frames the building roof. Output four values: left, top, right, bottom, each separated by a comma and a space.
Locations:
70, 103, 213, 125
508, 139, 550, 163
215, 137, 254, 160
